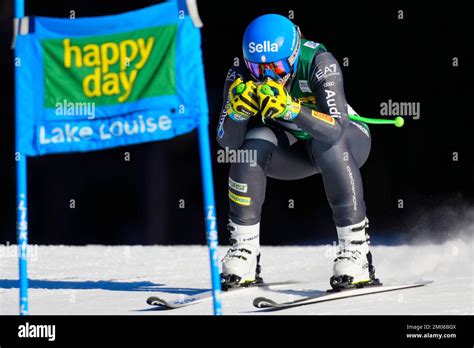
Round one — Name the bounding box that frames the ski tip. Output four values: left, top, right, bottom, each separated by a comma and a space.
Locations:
146, 296, 168, 306
253, 297, 277, 308
416, 280, 434, 286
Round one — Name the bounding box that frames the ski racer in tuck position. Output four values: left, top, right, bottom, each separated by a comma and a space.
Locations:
217, 14, 378, 290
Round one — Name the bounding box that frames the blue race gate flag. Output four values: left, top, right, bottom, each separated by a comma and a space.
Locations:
15, 2, 208, 155
13, 0, 223, 315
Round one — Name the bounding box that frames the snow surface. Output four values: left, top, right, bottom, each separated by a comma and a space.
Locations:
0, 239, 472, 315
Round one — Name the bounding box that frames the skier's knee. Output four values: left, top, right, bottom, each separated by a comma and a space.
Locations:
310, 138, 343, 170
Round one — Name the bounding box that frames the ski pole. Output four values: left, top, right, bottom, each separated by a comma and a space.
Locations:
257, 79, 405, 128
14, 0, 29, 315
349, 114, 405, 128
198, 121, 223, 315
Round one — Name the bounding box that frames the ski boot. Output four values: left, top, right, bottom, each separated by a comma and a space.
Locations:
330, 218, 381, 291
221, 220, 262, 290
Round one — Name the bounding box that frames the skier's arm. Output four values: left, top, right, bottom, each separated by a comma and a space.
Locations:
292, 52, 349, 145
216, 68, 251, 150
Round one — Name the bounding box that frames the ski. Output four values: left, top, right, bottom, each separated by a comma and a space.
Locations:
146, 280, 298, 309
253, 280, 433, 310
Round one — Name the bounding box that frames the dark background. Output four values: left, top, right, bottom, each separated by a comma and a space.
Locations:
0, 1, 472, 246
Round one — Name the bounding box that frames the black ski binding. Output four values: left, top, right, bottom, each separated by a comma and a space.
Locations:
220, 274, 264, 291
329, 275, 382, 292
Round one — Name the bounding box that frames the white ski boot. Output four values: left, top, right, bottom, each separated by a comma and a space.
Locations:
330, 218, 379, 289
221, 220, 262, 289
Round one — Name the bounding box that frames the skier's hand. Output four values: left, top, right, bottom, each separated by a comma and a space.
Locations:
257, 78, 301, 121
226, 77, 260, 121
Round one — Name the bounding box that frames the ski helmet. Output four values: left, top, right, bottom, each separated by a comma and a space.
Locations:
242, 14, 301, 83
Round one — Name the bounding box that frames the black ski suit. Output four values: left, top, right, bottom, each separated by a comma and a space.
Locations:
216, 49, 371, 228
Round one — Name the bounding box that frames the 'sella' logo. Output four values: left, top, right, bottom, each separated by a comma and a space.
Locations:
248, 41, 278, 53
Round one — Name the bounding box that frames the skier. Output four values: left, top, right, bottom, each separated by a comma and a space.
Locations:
217, 14, 377, 290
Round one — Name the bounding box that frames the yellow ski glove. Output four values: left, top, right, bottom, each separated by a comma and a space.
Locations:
257, 78, 301, 121
226, 77, 260, 121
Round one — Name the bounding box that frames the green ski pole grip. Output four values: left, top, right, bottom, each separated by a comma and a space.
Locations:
349, 114, 404, 128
